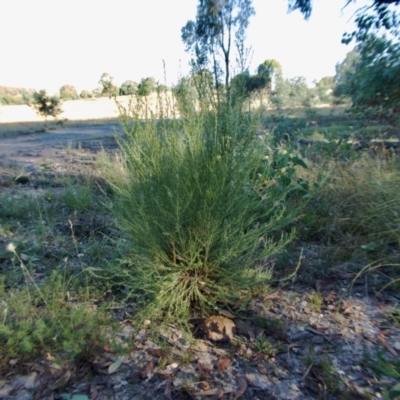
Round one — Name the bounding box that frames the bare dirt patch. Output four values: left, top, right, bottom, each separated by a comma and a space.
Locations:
0, 123, 124, 180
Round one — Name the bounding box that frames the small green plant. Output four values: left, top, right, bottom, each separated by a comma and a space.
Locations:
309, 291, 323, 312
254, 334, 275, 356
0, 244, 117, 360
61, 185, 93, 211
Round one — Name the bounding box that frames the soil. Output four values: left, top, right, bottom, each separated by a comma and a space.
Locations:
0, 123, 124, 178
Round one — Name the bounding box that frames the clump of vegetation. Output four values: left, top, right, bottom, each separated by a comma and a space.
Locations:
31, 90, 63, 120
99, 86, 306, 329
0, 245, 117, 361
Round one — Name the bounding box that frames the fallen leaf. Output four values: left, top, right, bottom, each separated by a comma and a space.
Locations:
217, 358, 232, 371
200, 381, 210, 390
219, 310, 236, 319
164, 375, 172, 400
89, 383, 98, 400
233, 376, 247, 399
146, 348, 165, 358
210, 388, 224, 399
257, 363, 268, 375
193, 388, 221, 396
108, 356, 125, 375
49, 370, 72, 391
140, 360, 155, 379
198, 362, 212, 378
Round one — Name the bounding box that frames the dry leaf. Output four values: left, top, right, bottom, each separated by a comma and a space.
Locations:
217, 358, 232, 371
233, 376, 247, 399
198, 362, 212, 378
89, 383, 98, 400
193, 388, 221, 396
146, 348, 165, 358
203, 316, 235, 342
20, 253, 29, 261
200, 381, 210, 390
49, 370, 72, 391
219, 310, 236, 319
164, 375, 172, 400
257, 363, 268, 375
140, 360, 155, 379
210, 388, 224, 399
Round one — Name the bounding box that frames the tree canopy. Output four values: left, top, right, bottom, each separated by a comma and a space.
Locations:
181, 0, 255, 99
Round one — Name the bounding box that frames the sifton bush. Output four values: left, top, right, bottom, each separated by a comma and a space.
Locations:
100, 87, 305, 328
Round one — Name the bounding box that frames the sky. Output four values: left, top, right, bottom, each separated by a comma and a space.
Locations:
0, 0, 363, 94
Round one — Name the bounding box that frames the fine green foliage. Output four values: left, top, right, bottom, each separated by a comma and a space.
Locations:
100, 92, 303, 328
0, 269, 117, 359
31, 90, 63, 120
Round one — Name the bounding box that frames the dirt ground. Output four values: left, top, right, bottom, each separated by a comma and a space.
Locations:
0, 123, 124, 179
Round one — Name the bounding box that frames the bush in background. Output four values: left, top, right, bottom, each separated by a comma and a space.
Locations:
30, 90, 63, 120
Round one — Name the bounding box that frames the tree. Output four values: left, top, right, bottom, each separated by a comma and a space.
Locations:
119, 80, 138, 96
79, 90, 93, 99
91, 88, 104, 98
289, 0, 399, 48
257, 59, 282, 93
59, 85, 78, 101
181, 0, 255, 100
271, 75, 316, 109
334, 35, 400, 124
31, 90, 63, 120
99, 73, 119, 98
137, 77, 157, 97
314, 76, 335, 104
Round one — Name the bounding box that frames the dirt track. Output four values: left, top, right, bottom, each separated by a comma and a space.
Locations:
0, 123, 124, 177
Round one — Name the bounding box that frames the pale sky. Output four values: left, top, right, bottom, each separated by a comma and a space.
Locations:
0, 0, 362, 94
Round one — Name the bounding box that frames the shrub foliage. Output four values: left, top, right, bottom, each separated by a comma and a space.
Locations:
100, 89, 304, 327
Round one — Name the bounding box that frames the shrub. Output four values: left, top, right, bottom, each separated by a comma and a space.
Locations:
59, 85, 78, 101
31, 90, 63, 120
79, 90, 93, 99
100, 91, 305, 329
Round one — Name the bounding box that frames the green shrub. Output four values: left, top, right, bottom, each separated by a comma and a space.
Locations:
100, 92, 305, 328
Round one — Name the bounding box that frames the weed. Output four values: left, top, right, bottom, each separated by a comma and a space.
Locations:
309, 291, 323, 312
61, 185, 93, 211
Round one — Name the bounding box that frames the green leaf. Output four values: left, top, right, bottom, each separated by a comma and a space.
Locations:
60, 395, 90, 400
388, 383, 400, 400
108, 356, 125, 374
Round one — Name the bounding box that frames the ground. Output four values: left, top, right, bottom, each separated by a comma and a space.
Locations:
0, 107, 399, 399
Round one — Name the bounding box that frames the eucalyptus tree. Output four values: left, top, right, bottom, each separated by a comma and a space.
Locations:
181, 0, 255, 100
